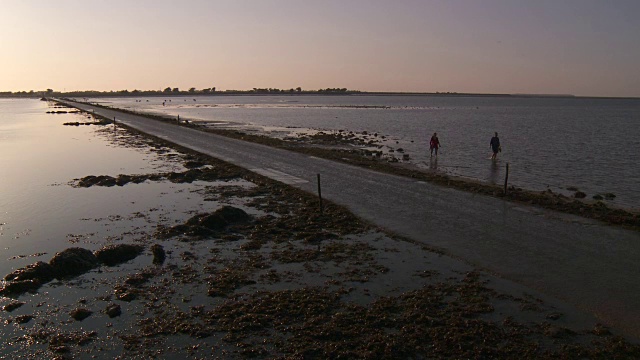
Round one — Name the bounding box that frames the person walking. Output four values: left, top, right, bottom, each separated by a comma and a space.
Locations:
490, 132, 501, 160
430, 132, 441, 157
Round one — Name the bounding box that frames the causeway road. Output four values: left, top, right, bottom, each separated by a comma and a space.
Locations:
65, 100, 640, 340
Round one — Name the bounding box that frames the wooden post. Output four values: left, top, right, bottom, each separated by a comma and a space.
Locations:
504, 163, 509, 195
317, 173, 323, 214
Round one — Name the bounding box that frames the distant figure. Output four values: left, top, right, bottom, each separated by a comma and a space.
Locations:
490, 132, 501, 160
429, 132, 440, 157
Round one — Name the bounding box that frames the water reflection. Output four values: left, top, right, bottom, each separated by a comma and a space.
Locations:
488, 160, 500, 184
429, 156, 438, 171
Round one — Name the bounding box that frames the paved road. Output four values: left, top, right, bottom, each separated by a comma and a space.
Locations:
67, 100, 640, 339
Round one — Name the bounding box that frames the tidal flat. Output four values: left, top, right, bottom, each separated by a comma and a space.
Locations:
1, 102, 639, 358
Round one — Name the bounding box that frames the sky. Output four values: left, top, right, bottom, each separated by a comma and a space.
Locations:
1, 0, 639, 97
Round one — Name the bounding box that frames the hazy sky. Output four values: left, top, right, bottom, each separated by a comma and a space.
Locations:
1, 0, 639, 97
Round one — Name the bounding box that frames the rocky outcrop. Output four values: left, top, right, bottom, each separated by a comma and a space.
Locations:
70, 308, 93, 321
77, 175, 118, 187
4, 261, 55, 283
74, 166, 241, 188
94, 244, 144, 266
105, 303, 121, 318
3, 301, 25, 312
0, 280, 42, 295
158, 206, 251, 239
185, 206, 250, 230
151, 244, 166, 265
1, 244, 150, 296
49, 248, 100, 278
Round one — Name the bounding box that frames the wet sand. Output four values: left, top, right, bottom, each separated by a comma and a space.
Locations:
1, 103, 638, 358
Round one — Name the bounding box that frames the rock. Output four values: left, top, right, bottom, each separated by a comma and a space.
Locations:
160, 206, 251, 239
105, 303, 121, 318
185, 206, 250, 231
94, 244, 144, 266
0, 264, 50, 294
3, 301, 25, 312
151, 244, 166, 264
49, 247, 99, 278
49, 345, 70, 354
77, 175, 117, 187
15, 315, 34, 324
573, 191, 587, 199
4, 261, 55, 283
546, 312, 562, 320
125, 271, 154, 286
0, 279, 43, 295
592, 323, 611, 336
116, 291, 136, 302
184, 160, 206, 169
70, 308, 93, 321
115, 174, 132, 186
592, 194, 604, 200
544, 325, 575, 338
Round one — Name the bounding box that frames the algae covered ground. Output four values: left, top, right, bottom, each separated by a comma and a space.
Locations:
1, 105, 639, 359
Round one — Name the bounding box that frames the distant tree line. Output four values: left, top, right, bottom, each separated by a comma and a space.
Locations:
0, 90, 41, 98
1, 86, 362, 98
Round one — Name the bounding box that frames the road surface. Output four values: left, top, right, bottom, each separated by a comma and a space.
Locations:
65, 100, 640, 339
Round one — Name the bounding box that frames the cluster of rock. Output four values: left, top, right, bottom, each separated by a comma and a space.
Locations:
74, 167, 240, 188
567, 186, 617, 201
157, 206, 251, 239
63, 122, 100, 126
0, 244, 144, 296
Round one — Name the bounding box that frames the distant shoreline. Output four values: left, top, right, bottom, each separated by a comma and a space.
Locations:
3, 92, 640, 101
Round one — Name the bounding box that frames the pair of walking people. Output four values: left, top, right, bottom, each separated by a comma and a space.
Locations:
428, 132, 501, 159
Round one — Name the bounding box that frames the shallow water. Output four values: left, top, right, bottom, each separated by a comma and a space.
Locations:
92, 95, 640, 209
0, 99, 247, 276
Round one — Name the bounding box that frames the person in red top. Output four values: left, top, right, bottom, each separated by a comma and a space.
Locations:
430, 132, 441, 157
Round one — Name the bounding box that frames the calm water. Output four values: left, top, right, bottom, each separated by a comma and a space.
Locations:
0, 99, 233, 276
92, 95, 640, 209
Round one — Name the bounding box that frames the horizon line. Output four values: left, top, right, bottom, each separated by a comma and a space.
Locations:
3, 89, 640, 100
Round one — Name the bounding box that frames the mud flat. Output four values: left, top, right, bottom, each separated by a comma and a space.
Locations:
0, 105, 638, 358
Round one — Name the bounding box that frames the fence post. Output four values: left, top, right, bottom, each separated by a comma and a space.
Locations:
317, 173, 323, 214
504, 163, 509, 195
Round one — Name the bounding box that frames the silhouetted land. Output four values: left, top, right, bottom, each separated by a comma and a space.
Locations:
4, 88, 640, 100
